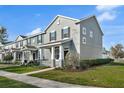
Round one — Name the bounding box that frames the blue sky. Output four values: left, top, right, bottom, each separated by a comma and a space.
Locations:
0, 5, 123, 50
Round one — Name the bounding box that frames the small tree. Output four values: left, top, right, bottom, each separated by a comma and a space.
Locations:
111, 44, 124, 59
64, 51, 80, 70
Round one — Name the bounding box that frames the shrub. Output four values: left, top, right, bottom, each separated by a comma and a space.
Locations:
80, 58, 114, 70
25, 60, 40, 66
3, 54, 13, 62
13, 61, 20, 65
64, 51, 80, 71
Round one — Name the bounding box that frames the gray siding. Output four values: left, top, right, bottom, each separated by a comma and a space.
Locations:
44, 16, 80, 54
80, 17, 103, 59
2, 15, 103, 62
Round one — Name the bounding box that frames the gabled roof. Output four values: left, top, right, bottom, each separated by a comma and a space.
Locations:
15, 35, 27, 41
76, 15, 104, 35
20, 35, 27, 38
44, 15, 80, 33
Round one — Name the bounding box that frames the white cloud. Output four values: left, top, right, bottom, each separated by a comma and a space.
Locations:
96, 5, 121, 12
26, 28, 41, 36
96, 5, 121, 22
97, 12, 116, 22
35, 14, 41, 17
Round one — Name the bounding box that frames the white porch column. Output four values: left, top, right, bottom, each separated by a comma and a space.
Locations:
30, 51, 33, 61
59, 45, 64, 67
39, 48, 43, 60
38, 48, 42, 65
22, 52, 24, 63
51, 46, 55, 67
13, 52, 16, 62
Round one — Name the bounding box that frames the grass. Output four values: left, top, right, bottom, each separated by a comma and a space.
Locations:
31, 62, 124, 88
0, 65, 49, 74
0, 76, 38, 88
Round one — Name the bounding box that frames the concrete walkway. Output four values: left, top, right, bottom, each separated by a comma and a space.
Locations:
0, 70, 95, 88
22, 67, 55, 75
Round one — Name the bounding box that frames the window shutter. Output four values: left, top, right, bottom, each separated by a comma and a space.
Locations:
55, 31, 56, 40
49, 33, 51, 41
41, 35, 42, 43
61, 29, 63, 39
68, 27, 70, 37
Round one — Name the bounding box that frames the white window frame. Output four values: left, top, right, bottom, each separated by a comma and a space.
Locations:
55, 46, 59, 60
32, 37, 36, 44
62, 26, 70, 40
50, 30, 56, 42
82, 27, 86, 35
90, 31, 93, 38
37, 35, 42, 44
82, 37, 86, 44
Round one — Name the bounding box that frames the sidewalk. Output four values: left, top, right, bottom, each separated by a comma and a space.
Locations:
0, 70, 95, 88
22, 67, 55, 75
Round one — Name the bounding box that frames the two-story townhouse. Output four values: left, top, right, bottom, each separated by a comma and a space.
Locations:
0, 15, 103, 67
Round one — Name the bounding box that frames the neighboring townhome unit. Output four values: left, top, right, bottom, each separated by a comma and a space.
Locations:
0, 15, 103, 67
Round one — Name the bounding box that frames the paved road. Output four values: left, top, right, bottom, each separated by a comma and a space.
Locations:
0, 70, 95, 88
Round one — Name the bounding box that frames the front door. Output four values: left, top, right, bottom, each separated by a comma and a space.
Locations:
33, 53, 36, 60
64, 48, 69, 59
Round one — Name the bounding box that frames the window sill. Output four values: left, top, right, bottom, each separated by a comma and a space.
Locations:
62, 37, 69, 40
50, 40, 56, 42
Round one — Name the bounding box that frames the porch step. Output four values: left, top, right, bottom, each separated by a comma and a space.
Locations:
22, 67, 55, 75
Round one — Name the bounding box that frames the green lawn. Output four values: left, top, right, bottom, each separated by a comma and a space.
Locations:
0, 76, 37, 88
0, 65, 49, 74
31, 63, 124, 88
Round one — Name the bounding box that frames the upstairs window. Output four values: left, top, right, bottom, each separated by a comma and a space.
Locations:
27, 38, 31, 45
20, 41, 23, 46
37, 34, 42, 44
90, 31, 93, 38
31, 37, 36, 44
50, 31, 56, 41
82, 37, 86, 44
82, 27, 86, 35
16, 43, 19, 48
62, 26, 70, 39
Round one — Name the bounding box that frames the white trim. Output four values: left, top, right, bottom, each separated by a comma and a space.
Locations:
63, 26, 69, 29
50, 30, 56, 33
62, 37, 69, 40
44, 15, 79, 33
57, 15, 79, 21
82, 37, 86, 44
76, 15, 104, 36
82, 27, 86, 35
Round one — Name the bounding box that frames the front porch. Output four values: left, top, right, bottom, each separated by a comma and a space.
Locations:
38, 39, 72, 67
2, 39, 72, 68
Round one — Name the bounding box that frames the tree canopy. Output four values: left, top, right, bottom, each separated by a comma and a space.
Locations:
111, 44, 124, 59
0, 26, 8, 44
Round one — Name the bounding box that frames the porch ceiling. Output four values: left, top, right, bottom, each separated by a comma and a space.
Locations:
21, 45, 37, 51
38, 38, 72, 48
